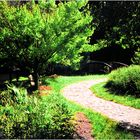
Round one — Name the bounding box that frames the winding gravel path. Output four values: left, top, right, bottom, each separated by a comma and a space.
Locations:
62, 78, 140, 132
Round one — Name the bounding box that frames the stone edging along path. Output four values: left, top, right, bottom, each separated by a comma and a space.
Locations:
62, 78, 140, 132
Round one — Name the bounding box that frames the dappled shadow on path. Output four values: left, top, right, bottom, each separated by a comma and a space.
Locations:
118, 122, 140, 139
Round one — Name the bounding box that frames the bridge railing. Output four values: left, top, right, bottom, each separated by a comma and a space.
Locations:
81, 60, 128, 74
109, 61, 128, 70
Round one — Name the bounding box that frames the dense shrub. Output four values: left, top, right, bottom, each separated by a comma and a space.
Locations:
132, 48, 140, 65
0, 85, 74, 139
106, 65, 140, 97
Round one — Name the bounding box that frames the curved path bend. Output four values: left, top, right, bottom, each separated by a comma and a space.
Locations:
62, 78, 140, 132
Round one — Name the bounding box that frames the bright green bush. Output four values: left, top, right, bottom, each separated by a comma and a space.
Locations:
0, 0, 94, 90
106, 65, 140, 97
0, 86, 74, 139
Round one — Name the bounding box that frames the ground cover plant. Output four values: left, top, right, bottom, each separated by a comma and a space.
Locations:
0, 85, 74, 139
42, 75, 134, 139
106, 65, 140, 97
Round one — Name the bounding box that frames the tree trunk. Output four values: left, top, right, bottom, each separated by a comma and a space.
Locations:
9, 73, 12, 83
32, 71, 39, 91
32, 57, 39, 91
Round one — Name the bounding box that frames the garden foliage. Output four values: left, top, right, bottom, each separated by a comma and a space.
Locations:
89, 2, 140, 50
0, 85, 74, 139
0, 0, 95, 89
132, 48, 140, 65
106, 65, 140, 97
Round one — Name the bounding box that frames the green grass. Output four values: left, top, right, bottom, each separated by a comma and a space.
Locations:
43, 75, 134, 139
42, 74, 107, 92
64, 100, 134, 139
91, 82, 140, 109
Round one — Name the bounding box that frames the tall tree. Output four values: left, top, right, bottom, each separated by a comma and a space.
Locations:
0, 0, 95, 90
89, 1, 140, 53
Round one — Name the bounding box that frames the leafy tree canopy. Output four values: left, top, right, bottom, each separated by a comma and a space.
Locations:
89, 1, 140, 51
0, 0, 95, 89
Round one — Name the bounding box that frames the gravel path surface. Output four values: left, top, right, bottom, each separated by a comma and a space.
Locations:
62, 78, 140, 133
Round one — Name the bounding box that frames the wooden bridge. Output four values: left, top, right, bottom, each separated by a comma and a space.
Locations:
81, 61, 128, 74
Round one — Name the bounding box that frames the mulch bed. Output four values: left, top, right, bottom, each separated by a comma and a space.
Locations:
74, 112, 94, 140
48, 74, 60, 78
39, 85, 52, 90
39, 85, 52, 96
